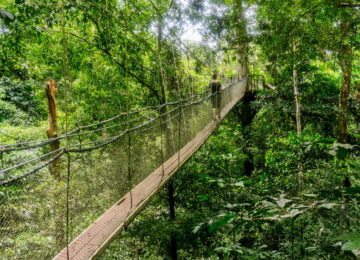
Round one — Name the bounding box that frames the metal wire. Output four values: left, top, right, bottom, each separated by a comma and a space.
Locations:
0, 78, 246, 259
0, 70, 229, 153
0, 97, 203, 152
0, 150, 65, 186
0, 88, 227, 183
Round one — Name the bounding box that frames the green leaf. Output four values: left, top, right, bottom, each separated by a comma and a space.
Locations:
342, 240, 360, 251
262, 200, 277, 209
274, 195, 291, 208
192, 224, 203, 234
276, 197, 286, 208
303, 194, 317, 198
318, 203, 338, 209
0, 8, 14, 20
224, 0, 232, 5
199, 194, 210, 202
209, 214, 236, 233
232, 181, 244, 187
333, 233, 360, 241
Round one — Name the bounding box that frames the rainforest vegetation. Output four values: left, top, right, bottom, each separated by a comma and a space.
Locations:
0, 0, 360, 259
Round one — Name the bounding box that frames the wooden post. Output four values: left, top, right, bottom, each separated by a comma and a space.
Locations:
45, 79, 64, 248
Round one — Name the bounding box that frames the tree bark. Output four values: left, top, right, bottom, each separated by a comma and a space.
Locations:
292, 43, 301, 137
235, 0, 249, 80
355, 82, 360, 131
168, 179, 177, 260
45, 79, 65, 249
45, 79, 60, 178
157, 11, 177, 259
237, 51, 249, 79
157, 17, 167, 107
338, 20, 352, 144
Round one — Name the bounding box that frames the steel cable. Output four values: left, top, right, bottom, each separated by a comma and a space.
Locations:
0, 82, 237, 186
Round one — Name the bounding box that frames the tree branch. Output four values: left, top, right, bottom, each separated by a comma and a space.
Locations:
287, 3, 322, 35
339, 3, 360, 7
50, 29, 161, 102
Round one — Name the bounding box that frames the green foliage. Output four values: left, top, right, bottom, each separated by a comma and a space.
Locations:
333, 233, 360, 255
0, 99, 27, 124
209, 213, 236, 233
1, 0, 359, 258
0, 77, 44, 124
100, 98, 359, 259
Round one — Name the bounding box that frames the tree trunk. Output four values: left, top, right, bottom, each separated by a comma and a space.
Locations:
157, 17, 167, 106
338, 21, 352, 144
293, 43, 301, 137
45, 79, 60, 178
235, 0, 249, 80
168, 179, 177, 260
157, 12, 177, 259
45, 80, 64, 249
355, 82, 360, 131
292, 42, 303, 191
237, 51, 249, 79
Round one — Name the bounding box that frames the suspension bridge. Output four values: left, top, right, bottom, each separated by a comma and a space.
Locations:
0, 74, 266, 259
0, 1, 269, 259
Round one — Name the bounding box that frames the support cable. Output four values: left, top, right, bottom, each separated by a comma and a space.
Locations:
0, 81, 239, 186
0, 0, 215, 152
0, 87, 216, 177
1, 101, 182, 152
0, 89, 218, 181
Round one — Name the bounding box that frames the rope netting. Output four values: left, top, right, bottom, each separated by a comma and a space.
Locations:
0, 75, 246, 259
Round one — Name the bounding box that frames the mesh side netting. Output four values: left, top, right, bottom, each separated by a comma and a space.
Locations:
0, 77, 246, 259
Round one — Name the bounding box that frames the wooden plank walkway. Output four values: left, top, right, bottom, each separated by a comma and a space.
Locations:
54, 79, 247, 260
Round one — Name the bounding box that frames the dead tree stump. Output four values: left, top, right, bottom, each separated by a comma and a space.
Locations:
45, 79, 65, 249
46, 79, 60, 179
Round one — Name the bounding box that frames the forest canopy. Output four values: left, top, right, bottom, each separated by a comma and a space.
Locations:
0, 0, 360, 259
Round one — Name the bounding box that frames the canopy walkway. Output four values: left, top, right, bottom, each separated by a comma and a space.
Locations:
53, 77, 248, 260
0, 1, 269, 259
0, 76, 267, 259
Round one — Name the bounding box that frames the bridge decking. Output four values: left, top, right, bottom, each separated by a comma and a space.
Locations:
54, 80, 247, 260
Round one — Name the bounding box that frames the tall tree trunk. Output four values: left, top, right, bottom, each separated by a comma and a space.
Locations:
338, 20, 352, 144
168, 179, 177, 260
337, 20, 352, 235
157, 18, 167, 106
45, 80, 64, 249
293, 43, 301, 136
46, 80, 60, 178
237, 51, 249, 79
157, 12, 177, 260
235, 0, 249, 80
355, 82, 360, 131
292, 41, 303, 191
